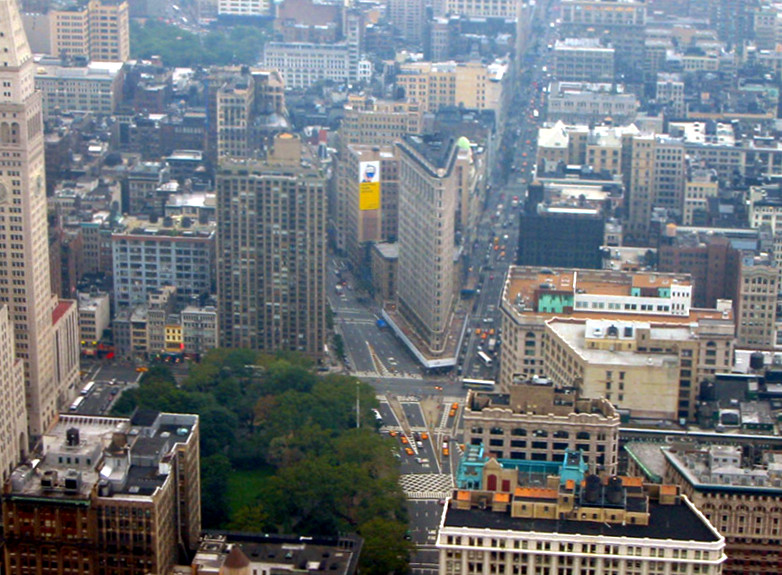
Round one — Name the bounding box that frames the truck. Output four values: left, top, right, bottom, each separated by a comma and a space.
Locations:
487, 338, 497, 353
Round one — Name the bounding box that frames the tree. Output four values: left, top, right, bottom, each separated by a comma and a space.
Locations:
201, 454, 232, 528
333, 334, 345, 359
359, 517, 414, 575
228, 504, 272, 533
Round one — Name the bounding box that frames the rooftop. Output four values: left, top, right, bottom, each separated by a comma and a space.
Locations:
399, 134, 459, 173
8, 412, 197, 502
547, 319, 682, 368
443, 497, 719, 543
114, 215, 215, 239
467, 385, 618, 420
664, 446, 782, 493
187, 533, 362, 575
503, 267, 693, 314
554, 38, 614, 51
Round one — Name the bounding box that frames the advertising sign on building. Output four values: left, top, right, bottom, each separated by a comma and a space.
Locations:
359, 160, 381, 211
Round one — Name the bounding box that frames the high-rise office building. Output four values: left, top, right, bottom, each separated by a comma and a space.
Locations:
216, 75, 255, 159
338, 144, 399, 267
657, 228, 741, 309
49, 4, 90, 61
87, 0, 129, 62
560, 0, 647, 80
0, 305, 26, 482
216, 134, 326, 358
394, 135, 466, 357
626, 134, 686, 243
0, 0, 80, 441
389, 0, 425, 45
49, 0, 130, 63
736, 262, 778, 349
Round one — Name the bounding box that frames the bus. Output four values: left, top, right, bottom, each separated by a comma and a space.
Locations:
69, 396, 85, 412
80, 381, 96, 396
477, 350, 493, 367
462, 378, 496, 391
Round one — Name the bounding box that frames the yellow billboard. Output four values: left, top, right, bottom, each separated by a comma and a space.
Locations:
359, 160, 381, 211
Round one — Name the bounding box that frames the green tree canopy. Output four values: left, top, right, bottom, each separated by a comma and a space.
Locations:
114, 352, 410, 569
130, 21, 271, 67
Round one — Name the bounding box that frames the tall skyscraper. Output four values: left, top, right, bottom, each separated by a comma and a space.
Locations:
0, 305, 26, 482
394, 135, 465, 356
216, 134, 326, 358
0, 0, 80, 441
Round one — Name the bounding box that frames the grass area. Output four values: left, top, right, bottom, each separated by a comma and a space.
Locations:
226, 467, 275, 517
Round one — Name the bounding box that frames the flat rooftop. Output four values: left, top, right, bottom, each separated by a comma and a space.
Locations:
504, 267, 690, 304
502, 266, 731, 323
443, 499, 719, 542
547, 319, 681, 367
114, 215, 215, 238
8, 412, 197, 502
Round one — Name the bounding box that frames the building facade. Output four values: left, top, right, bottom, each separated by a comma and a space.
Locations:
49, 0, 130, 62
181, 306, 219, 358
218, 0, 270, 16
111, 215, 215, 309
3, 411, 201, 575
338, 144, 399, 267
736, 263, 778, 349
552, 39, 615, 82
0, 305, 27, 483
657, 229, 741, 309
49, 4, 89, 61
35, 61, 124, 120
560, 0, 647, 79
262, 42, 370, 89
463, 380, 620, 474
216, 134, 326, 359
499, 267, 735, 421
663, 445, 782, 575
389, 0, 425, 45
77, 292, 111, 351
87, 0, 129, 62
216, 74, 254, 159
438, 478, 726, 575
396, 60, 508, 117
434, 0, 519, 19
0, 0, 80, 440
394, 136, 462, 356
546, 81, 639, 125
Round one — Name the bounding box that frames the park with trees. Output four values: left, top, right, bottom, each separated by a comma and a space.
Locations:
112, 349, 412, 574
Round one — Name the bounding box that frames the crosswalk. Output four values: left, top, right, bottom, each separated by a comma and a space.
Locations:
353, 370, 423, 380
400, 473, 454, 499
